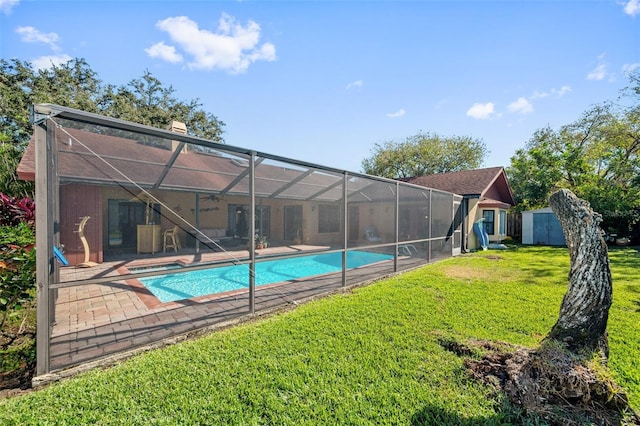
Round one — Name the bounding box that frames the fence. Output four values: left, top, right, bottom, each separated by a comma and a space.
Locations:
29, 104, 462, 379
507, 212, 522, 241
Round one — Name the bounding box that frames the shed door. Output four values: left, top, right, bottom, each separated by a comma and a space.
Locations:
533, 213, 566, 246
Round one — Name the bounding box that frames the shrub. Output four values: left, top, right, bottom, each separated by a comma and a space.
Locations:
0, 224, 36, 328
0, 222, 35, 247
0, 193, 35, 227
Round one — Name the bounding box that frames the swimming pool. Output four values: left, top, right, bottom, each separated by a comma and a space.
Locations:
138, 250, 393, 303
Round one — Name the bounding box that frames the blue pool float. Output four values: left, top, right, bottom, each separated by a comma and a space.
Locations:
473, 219, 489, 251
53, 246, 69, 266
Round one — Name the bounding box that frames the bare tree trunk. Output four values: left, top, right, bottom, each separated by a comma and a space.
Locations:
465, 190, 634, 421
546, 189, 612, 357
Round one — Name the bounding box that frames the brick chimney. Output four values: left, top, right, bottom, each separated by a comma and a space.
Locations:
167, 120, 187, 153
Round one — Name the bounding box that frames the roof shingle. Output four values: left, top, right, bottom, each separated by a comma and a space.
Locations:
405, 167, 515, 206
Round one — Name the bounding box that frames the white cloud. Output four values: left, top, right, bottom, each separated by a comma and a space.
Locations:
551, 85, 571, 97
386, 109, 406, 118
624, 0, 640, 16
15, 25, 73, 70
508, 97, 533, 114
531, 85, 571, 100
145, 42, 183, 64
587, 54, 609, 81
30, 54, 73, 70
16, 26, 60, 50
0, 0, 19, 14
587, 63, 607, 81
466, 102, 496, 120
150, 13, 276, 73
530, 90, 549, 99
346, 80, 363, 90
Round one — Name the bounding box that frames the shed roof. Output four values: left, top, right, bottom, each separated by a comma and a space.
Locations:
522, 207, 554, 214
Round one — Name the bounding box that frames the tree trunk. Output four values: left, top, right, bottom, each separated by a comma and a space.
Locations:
545, 189, 612, 357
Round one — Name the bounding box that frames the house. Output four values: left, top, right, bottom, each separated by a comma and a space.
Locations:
404, 167, 515, 251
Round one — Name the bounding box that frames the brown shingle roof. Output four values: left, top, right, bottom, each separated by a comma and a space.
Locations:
405, 167, 515, 206
16, 126, 377, 202
16, 138, 36, 181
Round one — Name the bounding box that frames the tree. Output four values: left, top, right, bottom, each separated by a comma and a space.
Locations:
101, 71, 225, 144
507, 71, 640, 237
0, 58, 104, 148
0, 59, 226, 197
0, 144, 31, 198
507, 127, 564, 212
361, 132, 488, 179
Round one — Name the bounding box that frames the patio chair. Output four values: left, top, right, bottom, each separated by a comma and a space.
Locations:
363, 226, 383, 242
163, 225, 181, 253
398, 244, 418, 256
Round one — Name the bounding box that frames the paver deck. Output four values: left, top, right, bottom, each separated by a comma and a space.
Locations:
48, 245, 426, 372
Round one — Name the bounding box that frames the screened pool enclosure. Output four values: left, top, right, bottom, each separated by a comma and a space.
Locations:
28, 104, 463, 377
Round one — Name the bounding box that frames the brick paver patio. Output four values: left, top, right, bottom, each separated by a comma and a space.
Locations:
48, 246, 426, 373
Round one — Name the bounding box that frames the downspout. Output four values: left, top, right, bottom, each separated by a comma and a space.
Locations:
461, 197, 469, 253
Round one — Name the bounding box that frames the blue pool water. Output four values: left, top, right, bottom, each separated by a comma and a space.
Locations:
138, 251, 393, 303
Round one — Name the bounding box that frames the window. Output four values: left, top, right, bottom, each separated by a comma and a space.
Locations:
482, 210, 495, 235
318, 204, 340, 233
284, 205, 303, 241
499, 210, 506, 235
227, 204, 270, 239
228, 204, 249, 238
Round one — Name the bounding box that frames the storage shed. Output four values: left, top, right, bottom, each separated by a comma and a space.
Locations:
522, 207, 566, 246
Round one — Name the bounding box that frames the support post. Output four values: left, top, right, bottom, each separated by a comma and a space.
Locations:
394, 182, 399, 272
428, 190, 432, 263
342, 172, 348, 288
35, 120, 54, 375
249, 152, 256, 314
194, 193, 200, 253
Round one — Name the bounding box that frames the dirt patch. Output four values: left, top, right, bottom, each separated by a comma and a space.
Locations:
482, 255, 503, 260
441, 339, 640, 425
0, 365, 35, 399
441, 265, 493, 281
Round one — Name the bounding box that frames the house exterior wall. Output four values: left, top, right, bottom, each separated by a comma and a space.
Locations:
465, 198, 509, 250
479, 207, 508, 243
466, 198, 480, 249
93, 187, 400, 253
483, 185, 503, 202
60, 184, 103, 266
98, 188, 297, 248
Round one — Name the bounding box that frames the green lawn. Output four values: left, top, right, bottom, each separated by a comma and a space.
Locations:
0, 245, 638, 425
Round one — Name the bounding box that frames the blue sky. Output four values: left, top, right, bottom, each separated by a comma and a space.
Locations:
1, 0, 639, 174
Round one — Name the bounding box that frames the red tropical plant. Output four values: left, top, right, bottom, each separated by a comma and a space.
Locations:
0, 193, 35, 227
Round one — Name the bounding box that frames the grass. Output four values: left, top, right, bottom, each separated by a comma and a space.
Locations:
0, 245, 638, 424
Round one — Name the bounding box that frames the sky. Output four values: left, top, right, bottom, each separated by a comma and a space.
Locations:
1, 0, 639, 174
